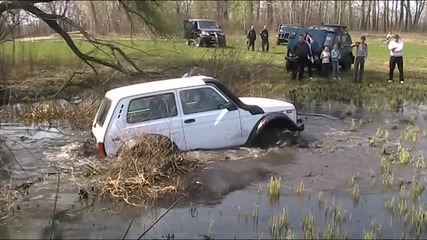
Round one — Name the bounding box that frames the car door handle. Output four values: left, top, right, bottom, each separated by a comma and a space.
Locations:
184, 119, 196, 124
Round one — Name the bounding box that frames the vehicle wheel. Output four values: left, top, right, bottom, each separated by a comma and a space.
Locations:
341, 60, 351, 71
256, 127, 282, 149
285, 61, 292, 72
276, 40, 281, 45
219, 41, 226, 47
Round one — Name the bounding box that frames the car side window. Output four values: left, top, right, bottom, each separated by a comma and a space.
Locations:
341, 33, 352, 45
180, 87, 228, 115
126, 93, 177, 124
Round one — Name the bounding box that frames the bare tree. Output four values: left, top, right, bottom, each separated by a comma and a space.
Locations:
0, 0, 172, 75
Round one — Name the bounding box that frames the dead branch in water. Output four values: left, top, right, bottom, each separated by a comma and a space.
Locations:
49, 173, 60, 240
98, 134, 201, 206
48, 71, 84, 100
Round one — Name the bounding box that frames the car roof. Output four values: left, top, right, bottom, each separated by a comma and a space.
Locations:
188, 19, 217, 22
105, 76, 208, 100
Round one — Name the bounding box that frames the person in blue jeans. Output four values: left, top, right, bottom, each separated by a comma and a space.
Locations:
351, 36, 368, 83
331, 43, 341, 80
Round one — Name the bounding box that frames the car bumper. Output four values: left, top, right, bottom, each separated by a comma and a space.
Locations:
296, 118, 305, 131
201, 35, 226, 44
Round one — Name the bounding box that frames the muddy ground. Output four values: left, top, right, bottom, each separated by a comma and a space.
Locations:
1, 98, 427, 239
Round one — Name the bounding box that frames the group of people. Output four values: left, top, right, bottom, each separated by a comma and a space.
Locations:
246, 25, 270, 52
348, 33, 404, 83
290, 32, 405, 83
185, 26, 405, 84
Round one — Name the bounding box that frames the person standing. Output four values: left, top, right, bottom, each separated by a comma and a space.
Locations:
351, 36, 368, 83
291, 35, 310, 81
320, 46, 331, 79
304, 33, 314, 80
182, 65, 201, 78
331, 43, 341, 80
260, 25, 269, 52
247, 25, 256, 51
388, 34, 404, 84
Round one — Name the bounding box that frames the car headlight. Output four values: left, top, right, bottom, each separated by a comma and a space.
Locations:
201, 31, 209, 36
219, 32, 225, 36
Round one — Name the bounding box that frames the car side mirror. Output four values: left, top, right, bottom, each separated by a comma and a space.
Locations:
219, 102, 237, 111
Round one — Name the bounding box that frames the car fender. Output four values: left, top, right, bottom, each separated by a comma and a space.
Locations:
245, 112, 303, 146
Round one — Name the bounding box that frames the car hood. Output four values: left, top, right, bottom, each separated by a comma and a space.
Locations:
239, 97, 294, 113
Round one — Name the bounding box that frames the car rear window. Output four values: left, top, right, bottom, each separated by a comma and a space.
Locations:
96, 97, 112, 127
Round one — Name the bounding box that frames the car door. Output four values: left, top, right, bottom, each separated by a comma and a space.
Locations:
183, 20, 195, 39
122, 91, 186, 151
178, 86, 243, 150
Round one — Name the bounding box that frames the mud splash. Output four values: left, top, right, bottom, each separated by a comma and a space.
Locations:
1, 100, 427, 238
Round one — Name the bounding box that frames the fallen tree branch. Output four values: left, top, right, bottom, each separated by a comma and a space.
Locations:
48, 71, 83, 99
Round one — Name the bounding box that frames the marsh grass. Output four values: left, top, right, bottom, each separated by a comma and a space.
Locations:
302, 212, 316, 239
295, 181, 307, 196
410, 178, 425, 201
361, 228, 377, 240
397, 144, 410, 165
404, 125, 419, 142
268, 176, 281, 201
98, 134, 200, 205
7, 99, 97, 130
0, 182, 19, 221
269, 207, 290, 239
352, 183, 361, 205
350, 119, 363, 132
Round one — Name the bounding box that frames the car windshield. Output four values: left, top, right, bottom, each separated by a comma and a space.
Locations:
198, 20, 219, 29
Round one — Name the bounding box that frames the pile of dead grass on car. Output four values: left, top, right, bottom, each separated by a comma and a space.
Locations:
98, 134, 201, 206
0, 182, 19, 221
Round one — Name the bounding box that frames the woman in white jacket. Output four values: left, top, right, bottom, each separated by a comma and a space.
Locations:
388, 34, 405, 84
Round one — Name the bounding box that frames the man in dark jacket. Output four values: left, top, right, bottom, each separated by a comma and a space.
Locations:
291, 35, 311, 80
260, 25, 269, 52
247, 25, 256, 51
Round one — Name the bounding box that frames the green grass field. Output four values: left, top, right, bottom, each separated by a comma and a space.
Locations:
1, 34, 427, 107
2, 35, 426, 74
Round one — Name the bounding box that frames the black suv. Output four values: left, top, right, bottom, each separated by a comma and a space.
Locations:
285, 24, 355, 72
276, 24, 300, 45
183, 19, 226, 47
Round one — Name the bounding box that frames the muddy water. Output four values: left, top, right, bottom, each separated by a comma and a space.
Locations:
1, 101, 427, 239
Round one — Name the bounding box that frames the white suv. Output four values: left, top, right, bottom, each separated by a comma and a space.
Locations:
92, 76, 304, 157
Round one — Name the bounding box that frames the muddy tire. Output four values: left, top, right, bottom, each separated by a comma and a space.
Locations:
256, 127, 282, 149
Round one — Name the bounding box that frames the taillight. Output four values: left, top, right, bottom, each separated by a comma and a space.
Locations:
286, 109, 293, 114
97, 143, 106, 157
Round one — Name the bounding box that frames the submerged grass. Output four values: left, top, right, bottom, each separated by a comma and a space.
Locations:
268, 176, 281, 201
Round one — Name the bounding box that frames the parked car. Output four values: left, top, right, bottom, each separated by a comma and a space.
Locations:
92, 76, 304, 157
285, 24, 355, 72
276, 24, 301, 45
183, 18, 226, 47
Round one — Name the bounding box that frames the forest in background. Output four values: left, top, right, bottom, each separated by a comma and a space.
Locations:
2, 0, 427, 41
